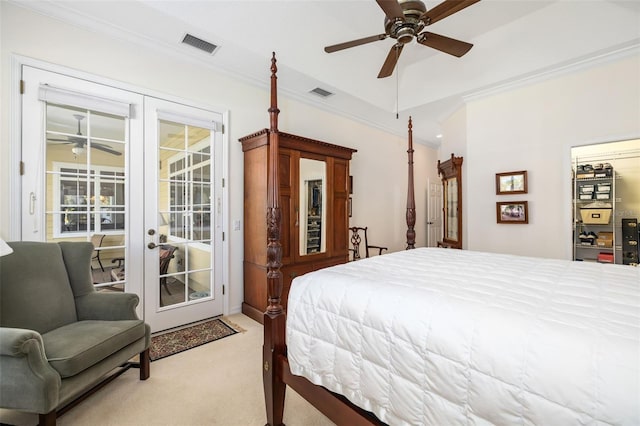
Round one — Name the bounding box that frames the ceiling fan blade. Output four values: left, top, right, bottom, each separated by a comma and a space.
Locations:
378, 44, 404, 78
376, 0, 405, 20
421, 0, 480, 25
92, 143, 122, 156
325, 34, 388, 53
417, 32, 473, 57
47, 138, 73, 143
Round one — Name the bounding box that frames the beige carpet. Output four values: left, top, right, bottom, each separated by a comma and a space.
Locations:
0, 314, 334, 426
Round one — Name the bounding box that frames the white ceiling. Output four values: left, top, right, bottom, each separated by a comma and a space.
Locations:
14, 0, 640, 146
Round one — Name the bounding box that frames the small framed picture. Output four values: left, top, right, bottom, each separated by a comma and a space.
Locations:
496, 171, 528, 195
497, 201, 528, 224
348, 197, 352, 217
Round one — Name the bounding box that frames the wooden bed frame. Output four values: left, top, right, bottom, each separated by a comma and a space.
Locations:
262, 52, 416, 426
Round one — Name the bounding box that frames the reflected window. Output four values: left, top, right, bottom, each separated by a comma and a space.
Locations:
55, 165, 125, 236
166, 139, 212, 244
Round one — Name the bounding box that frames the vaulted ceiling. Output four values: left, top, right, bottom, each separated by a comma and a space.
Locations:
15, 0, 640, 146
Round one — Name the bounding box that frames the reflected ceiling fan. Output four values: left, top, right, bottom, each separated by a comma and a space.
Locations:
47, 114, 122, 156
324, 0, 480, 78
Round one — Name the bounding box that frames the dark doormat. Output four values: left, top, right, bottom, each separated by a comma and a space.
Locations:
149, 318, 239, 361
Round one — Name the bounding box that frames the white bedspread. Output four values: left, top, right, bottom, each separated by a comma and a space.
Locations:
286, 248, 640, 425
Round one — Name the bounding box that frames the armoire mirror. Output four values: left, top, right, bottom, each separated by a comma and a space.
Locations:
437, 154, 463, 249
299, 158, 327, 255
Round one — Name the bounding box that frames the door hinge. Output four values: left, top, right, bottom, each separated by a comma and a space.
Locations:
222, 232, 225, 241
19, 161, 25, 175
222, 285, 225, 295
222, 178, 225, 188
20, 80, 25, 94
221, 124, 225, 134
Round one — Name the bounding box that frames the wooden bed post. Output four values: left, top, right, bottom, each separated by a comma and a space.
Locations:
406, 117, 416, 249
263, 52, 286, 426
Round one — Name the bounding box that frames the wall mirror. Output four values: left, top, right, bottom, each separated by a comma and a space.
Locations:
299, 158, 326, 255
437, 154, 463, 249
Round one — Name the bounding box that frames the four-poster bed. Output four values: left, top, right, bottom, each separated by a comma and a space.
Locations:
262, 53, 639, 426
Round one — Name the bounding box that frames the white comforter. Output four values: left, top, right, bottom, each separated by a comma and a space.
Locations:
286, 248, 640, 425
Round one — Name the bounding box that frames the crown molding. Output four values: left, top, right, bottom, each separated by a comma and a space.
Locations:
463, 39, 640, 103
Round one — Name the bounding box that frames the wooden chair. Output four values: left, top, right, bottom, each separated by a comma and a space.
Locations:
90, 234, 106, 271
349, 227, 388, 261
110, 245, 178, 298
159, 245, 178, 295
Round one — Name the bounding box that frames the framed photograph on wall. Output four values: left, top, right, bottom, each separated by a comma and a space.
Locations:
496, 170, 528, 195
497, 201, 528, 224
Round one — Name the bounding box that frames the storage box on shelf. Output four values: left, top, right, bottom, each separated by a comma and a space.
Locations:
596, 231, 614, 248
597, 252, 614, 263
580, 203, 612, 224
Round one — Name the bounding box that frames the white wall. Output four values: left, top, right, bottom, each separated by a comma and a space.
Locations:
440, 53, 640, 259
0, 3, 438, 315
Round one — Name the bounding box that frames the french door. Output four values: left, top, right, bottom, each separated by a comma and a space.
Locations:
20, 65, 224, 332
143, 97, 224, 331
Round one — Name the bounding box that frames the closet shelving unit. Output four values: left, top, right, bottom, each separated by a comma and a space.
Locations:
573, 162, 617, 263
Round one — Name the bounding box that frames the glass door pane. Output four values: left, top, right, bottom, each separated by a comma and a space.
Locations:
158, 120, 213, 307
44, 103, 127, 290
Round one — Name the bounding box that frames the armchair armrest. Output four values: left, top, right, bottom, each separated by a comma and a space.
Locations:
111, 257, 125, 268
367, 244, 388, 256
1, 328, 43, 356
75, 292, 140, 321
0, 327, 61, 413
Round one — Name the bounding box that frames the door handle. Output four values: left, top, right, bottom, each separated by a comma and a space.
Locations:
29, 192, 36, 215
148, 242, 157, 249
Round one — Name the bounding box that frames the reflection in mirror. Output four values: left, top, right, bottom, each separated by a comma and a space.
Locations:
446, 177, 458, 241
299, 158, 326, 255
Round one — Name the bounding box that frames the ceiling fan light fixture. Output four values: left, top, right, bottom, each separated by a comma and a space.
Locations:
396, 27, 415, 44
72, 146, 85, 155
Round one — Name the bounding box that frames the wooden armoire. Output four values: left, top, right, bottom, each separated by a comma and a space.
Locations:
239, 129, 356, 323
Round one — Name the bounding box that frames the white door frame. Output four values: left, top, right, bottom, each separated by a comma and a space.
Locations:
11, 55, 230, 321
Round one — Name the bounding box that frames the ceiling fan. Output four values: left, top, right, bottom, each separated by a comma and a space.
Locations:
47, 114, 122, 156
324, 0, 480, 78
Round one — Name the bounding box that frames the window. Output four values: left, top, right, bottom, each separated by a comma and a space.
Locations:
53, 163, 125, 237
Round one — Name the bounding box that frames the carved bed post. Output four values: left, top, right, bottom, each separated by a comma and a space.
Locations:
263, 52, 286, 426
406, 117, 416, 249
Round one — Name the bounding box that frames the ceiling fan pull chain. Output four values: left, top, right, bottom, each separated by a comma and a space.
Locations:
396, 45, 399, 120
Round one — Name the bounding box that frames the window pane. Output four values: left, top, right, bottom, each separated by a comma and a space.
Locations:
187, 126, 209, 152
91, 111, 125, 140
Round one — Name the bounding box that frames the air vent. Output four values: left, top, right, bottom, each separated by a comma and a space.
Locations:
309, 87, 334, 98
182, 33, 218, 54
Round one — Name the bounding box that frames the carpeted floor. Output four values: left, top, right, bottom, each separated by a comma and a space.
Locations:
0, 313, 333, 426
149, 318, 239, 361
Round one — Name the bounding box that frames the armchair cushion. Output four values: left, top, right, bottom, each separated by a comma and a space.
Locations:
42, 320, 146, 378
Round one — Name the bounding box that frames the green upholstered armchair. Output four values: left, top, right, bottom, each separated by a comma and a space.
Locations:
0, 241, 150, 426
